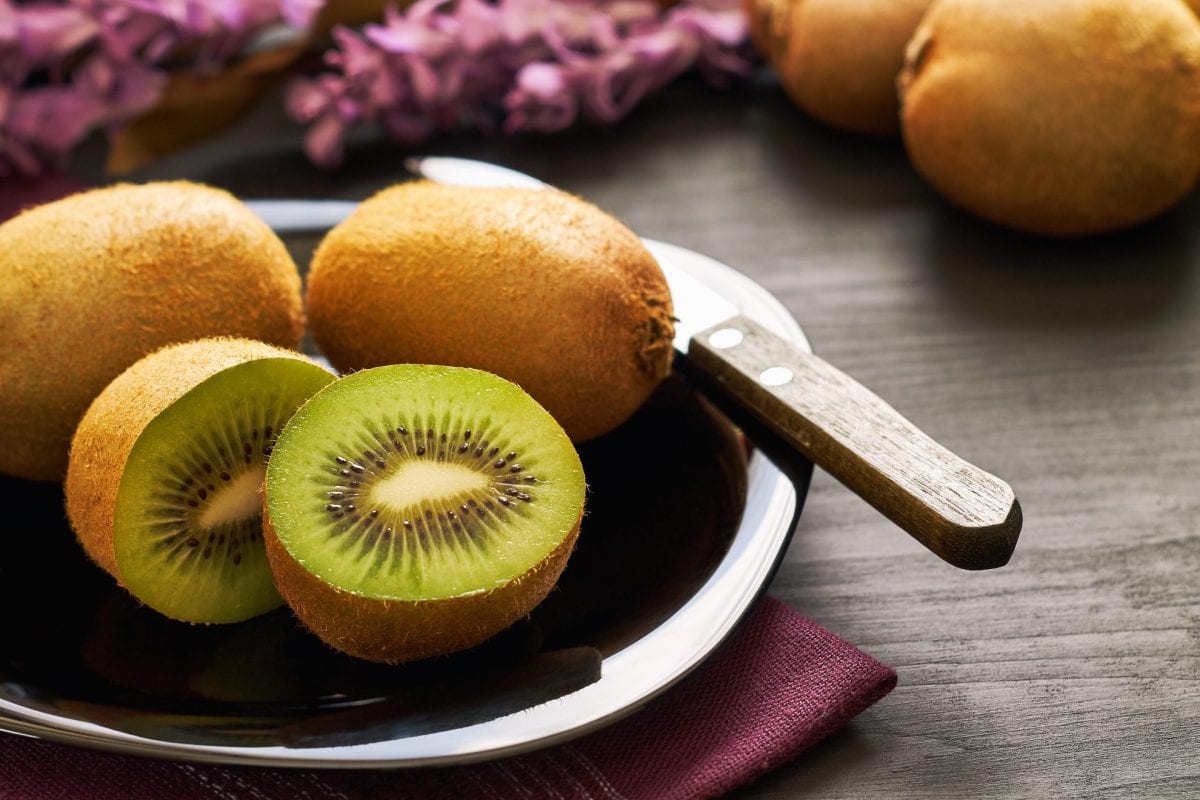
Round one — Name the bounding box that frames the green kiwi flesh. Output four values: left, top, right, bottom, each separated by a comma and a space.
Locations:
265, 365, 586, 603
113, 359, 335, 623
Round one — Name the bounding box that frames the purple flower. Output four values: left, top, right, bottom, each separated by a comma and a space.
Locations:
1, 0, 750, 174
1, 0, 319, 175
289, 0, 752, 168
15, 6, 98, 67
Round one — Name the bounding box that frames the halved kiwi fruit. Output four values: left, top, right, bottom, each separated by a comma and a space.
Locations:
65, 338, 335, 624
263, 365, 586, 664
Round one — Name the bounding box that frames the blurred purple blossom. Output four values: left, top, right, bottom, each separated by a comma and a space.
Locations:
1, 0, 751, 175
0, 0, 321, 176
287, 0, 753, 169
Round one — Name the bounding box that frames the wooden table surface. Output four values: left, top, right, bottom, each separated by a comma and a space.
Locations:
83, 75, 1200, 799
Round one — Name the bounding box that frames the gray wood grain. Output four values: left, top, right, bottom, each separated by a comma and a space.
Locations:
90, 75, 1200, 799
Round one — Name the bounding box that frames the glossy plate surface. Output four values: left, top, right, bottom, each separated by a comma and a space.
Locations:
0, 207, 813, 768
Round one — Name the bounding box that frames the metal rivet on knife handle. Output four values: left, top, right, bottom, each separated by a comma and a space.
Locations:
688, 315, 1022, 570
708, 328, 745, 349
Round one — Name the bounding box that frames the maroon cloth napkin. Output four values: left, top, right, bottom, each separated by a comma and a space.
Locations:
0, 596, 895, 799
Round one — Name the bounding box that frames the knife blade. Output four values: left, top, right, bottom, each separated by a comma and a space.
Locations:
246, 160, 1022, 570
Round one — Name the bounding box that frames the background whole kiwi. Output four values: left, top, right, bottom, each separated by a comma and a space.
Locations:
746, 0, 934, 135
0, 182, 305, 481
898, 0, 1200, 236
749, 0, 1200, 235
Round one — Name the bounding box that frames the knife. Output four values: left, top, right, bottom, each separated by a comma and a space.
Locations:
247, 160, 1021, 571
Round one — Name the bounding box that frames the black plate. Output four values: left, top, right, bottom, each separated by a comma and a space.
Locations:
0, 230, 811, 767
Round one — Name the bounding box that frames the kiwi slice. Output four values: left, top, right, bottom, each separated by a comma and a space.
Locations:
65, 338, 335, 624
263, 365, 586, 664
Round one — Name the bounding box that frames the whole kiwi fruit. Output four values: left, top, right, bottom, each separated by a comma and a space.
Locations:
0, 182, 305, 481
746, 0, 934, 134
66, 337, 335, 624
305, 181, 675, 443
263, 364, 586, 663
899, 0, 1200, 236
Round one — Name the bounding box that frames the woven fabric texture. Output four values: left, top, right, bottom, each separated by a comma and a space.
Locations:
0, 596, 896, 799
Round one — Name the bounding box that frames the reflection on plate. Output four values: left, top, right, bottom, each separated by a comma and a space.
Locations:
0, 377, 744, 748
0, 230, 810, 768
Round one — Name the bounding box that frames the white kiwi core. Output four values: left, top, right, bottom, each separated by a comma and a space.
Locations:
198, 466, 266, 529
370, 461, 489, 511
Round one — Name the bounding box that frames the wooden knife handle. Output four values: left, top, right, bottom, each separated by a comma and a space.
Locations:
688, 316, 1021, 570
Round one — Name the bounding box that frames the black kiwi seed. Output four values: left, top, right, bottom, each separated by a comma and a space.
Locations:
302, 415, 548, 576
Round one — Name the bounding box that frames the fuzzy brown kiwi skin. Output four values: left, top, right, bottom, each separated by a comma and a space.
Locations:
898, 0, 1200, 236
746, 0, 934, 135
305, 182, 674, 444
0, 181, 305, 482
65, 337, 318, 583
262, 505, 583, 664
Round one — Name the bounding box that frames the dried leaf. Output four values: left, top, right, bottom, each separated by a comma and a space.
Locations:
106, 43, 305, 174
